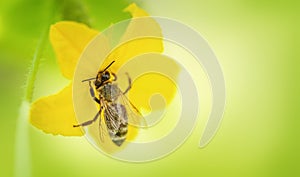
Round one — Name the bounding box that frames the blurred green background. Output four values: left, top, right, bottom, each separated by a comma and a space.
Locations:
0, 0, 299, 177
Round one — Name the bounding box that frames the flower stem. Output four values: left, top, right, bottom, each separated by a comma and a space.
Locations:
14, 0, 90, 176
14, 30, 48, 177
13, 0, 57, 174
25, 31, 47, 103
14, 101, 31, 177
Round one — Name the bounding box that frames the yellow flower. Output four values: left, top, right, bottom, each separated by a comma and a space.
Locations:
30, 3, 179, 144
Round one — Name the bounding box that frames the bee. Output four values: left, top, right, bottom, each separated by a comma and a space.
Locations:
73, 61, 145, 146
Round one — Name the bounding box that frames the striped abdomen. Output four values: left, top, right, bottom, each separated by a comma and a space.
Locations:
104, 103, 128, 146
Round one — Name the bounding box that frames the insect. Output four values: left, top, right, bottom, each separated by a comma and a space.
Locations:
73, 61, 145, 146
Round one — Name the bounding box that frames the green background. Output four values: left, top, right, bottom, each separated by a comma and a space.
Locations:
0, 0, 299, 176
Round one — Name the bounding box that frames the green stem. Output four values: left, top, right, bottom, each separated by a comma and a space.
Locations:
14, 1, 56, 176
14, 29, 48, 177
14, 0, 91, 176
14, 101, 31, 177
25, 31, 48, 102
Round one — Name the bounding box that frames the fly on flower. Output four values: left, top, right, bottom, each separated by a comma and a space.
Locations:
73, 61, 146, 146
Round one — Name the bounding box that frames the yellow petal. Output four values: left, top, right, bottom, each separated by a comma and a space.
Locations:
101, 3, 179, 111
127, 125, 138, 141
123, 3, 149, 17
103, 3, 163, 71
30, 83, 83, 136
50, 21, 98, 79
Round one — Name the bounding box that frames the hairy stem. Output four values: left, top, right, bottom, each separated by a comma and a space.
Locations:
14, 1, 56, 176
14, 0, 91, 176
24, 31, 47, 103
14, 29, 48, 177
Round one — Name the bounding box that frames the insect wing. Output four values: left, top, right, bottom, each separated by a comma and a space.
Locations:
116, 88, 147, 128
103, 102, 128, 146
98, 110, 107, 143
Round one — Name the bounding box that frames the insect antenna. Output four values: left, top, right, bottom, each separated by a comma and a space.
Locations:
81, 61, 115, 82
102, 60, 115, 71
82, 77, 96, 82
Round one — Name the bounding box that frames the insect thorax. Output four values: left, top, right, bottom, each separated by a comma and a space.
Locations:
98, 83, 120, 102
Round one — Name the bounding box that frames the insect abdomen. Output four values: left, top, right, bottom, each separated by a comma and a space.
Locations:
112, 123, 128, 146
104, 103, 128, 146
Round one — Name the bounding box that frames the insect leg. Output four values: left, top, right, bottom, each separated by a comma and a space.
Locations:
123, 72, 131, 95
111, 73, 117, 81
73, 110, 101, 127
88, 81, 100, 104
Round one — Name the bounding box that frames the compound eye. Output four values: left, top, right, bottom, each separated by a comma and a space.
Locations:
101, 71, 110, 81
